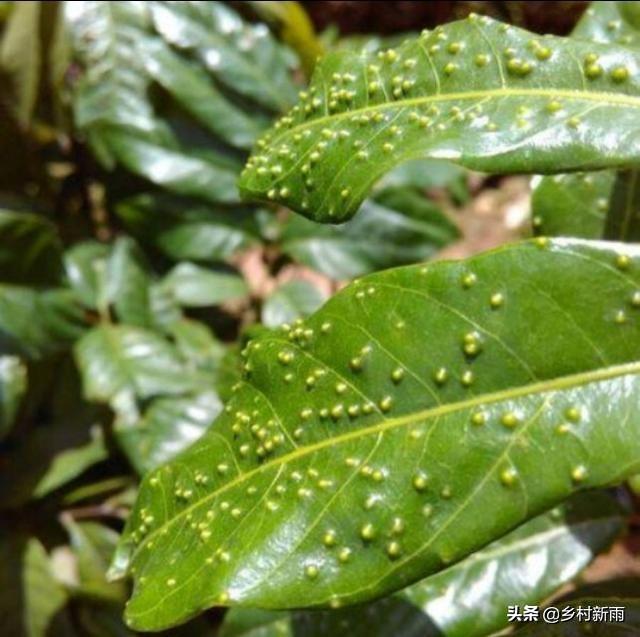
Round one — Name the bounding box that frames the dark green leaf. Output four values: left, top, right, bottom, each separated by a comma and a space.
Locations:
115, 239, 640, 630
239, 15, 640, 222
138, 35, 267, 149
262, 281, 327, 328
377, 159, 469, 203
573, 1, 640, 48
0, 422, 107, 508
0, 354, 26, 440
0, 534, 68, 637
64, 241, 111, 311
61, 517, 127, 603
514, 578, 640, 636
115, 194, 259, 263
221, 490, 625, 637
604, 168, 640, 241
281, 195, 459, 279
116, 391, 223, 475
161, 263, 248, 308
531, 172, 613, 239
75, 324, 209, 404
106, 237, 152, 328
0, 209, 64, 285
220, 608, 291, 637
148, 1, 297, 112
0, 285, 87, 358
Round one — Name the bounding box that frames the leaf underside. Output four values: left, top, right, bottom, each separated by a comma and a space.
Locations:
239, 14, 640, 222
116, 239, 640, 630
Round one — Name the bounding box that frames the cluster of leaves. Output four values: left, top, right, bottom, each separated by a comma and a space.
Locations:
1, 1, 640, 636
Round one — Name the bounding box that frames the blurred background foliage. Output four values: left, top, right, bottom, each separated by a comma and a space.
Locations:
2, 1, 638, 636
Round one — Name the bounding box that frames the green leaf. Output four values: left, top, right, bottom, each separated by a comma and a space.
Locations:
116, 391, 223, 475
0, 285, 87, 358
219, 490, 625, 637
66, 0, 297, 205
281, 194, 459, 279
531, 172, 613, 239
61, 517, 128, 603
0, 422, 107, 508
513, 579, 640, 635
313, 491, 627, 637
377, 159, 469, 203
604, 168, 640, 240
220, 608, 292, 637
0, 534, 68, 637
137, 34, 267, 150
161, 263, 248, 308
239, 14, 640, 222
0, 209, 64, 285
75, 324, 208, 404
64, 241, 112, 310
168, 319, 226, 375
262, 281, 327, 328
573, 1, 640, 48
0, 355, 27, 440
148, 1, 298, 112
115, 194, 259, 263
115, 239, 640, 630
106, 237, 153, 328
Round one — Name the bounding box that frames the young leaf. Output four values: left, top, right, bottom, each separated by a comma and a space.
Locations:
115, 239, 640, 630
531, 172, 613, 239
239, 14, 640, 222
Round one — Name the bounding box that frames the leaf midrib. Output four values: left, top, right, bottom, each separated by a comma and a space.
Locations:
129, 359, 640, 565
258, 87, 640, 149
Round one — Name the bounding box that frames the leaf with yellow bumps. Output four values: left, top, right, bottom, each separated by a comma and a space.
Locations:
239, 14, 640, 222
113, 239, 640, 630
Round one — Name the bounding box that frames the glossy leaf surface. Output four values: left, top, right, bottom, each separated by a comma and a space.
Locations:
240, 14, 640, 222
311, 491, 626, 637
220, 490, 625, 637
116, 239, 640, 630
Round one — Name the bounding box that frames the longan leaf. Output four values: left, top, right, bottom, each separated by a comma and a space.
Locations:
219, 491, 626, 637
239, 14, 640, 222
115, 239, 640, 630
